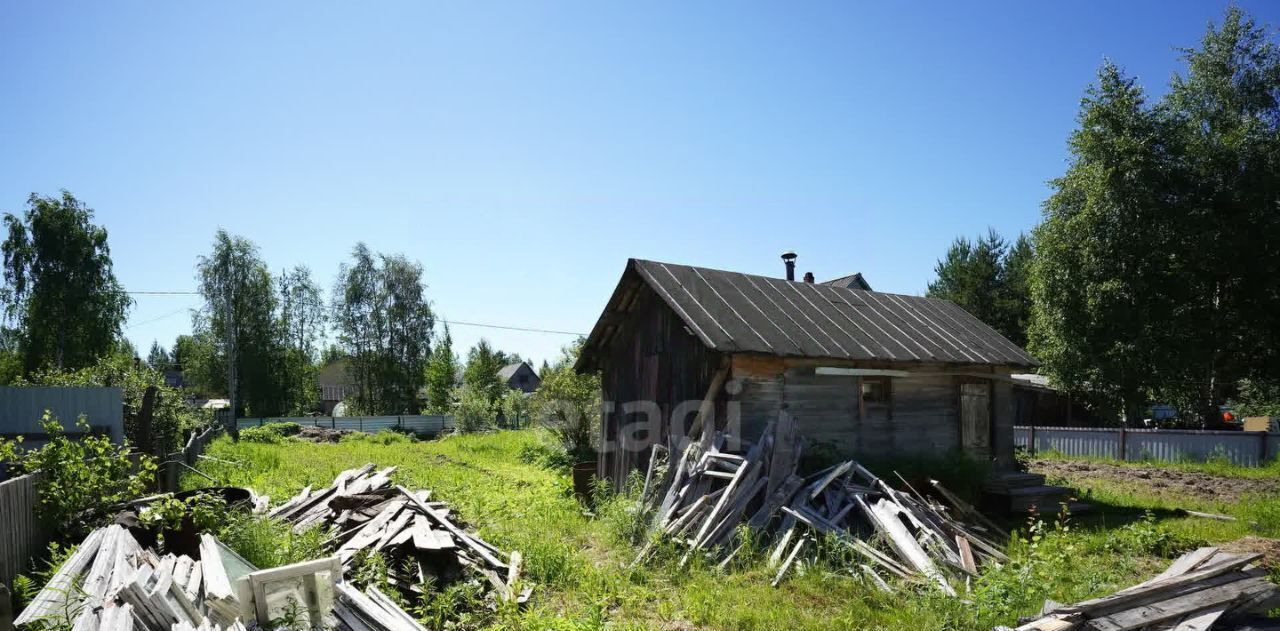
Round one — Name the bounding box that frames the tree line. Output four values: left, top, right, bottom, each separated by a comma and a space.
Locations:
0, 198, 543, 421
928, 8, 1280, 426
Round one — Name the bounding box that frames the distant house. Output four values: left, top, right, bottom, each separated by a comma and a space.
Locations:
499, 362, 541, 394
318, 359, 355, 415
162, 369, 184, 389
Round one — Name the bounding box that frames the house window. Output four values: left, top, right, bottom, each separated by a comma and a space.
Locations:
861, 377, 890, 404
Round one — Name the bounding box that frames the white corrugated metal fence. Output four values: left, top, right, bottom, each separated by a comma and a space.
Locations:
1016, 426, 1280, 466
236, 415, 456, 435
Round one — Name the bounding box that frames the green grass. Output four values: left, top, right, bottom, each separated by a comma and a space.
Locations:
181, 430, 1279, 630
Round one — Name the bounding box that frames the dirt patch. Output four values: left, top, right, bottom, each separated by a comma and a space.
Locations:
295, 425, 355, 442
1029, 459, 1280, 504
1221, 536, 1280, 570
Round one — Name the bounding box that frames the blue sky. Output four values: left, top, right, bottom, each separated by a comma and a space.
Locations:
2, 1, 1276, 367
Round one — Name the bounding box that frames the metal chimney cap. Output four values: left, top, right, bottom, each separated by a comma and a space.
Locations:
781, 251, 797, 262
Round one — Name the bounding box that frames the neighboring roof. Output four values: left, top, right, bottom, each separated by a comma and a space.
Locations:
822, 272, 872, 291
579, 259, 1038, 370
497, 362, 527, 381
1011, 373, 1055, 392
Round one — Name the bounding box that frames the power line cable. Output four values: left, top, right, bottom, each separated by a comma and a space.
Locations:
125, 305, 196, 330
123, 289, 585, 336
441, 319, 586, 337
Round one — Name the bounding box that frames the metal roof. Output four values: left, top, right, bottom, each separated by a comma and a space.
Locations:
581, 259, 1038, 369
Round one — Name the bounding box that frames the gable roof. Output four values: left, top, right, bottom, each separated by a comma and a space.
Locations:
579, 259, 1037, 371
497, 362, 528, 381
822, 272, 872, 291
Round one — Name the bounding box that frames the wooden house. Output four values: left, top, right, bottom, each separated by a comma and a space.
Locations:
498, 361, 541, 394
576, 258, 1039, 487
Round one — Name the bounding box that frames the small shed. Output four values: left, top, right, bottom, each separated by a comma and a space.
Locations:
576, 259, 1039, 487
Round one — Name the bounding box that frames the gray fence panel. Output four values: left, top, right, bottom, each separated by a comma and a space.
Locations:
1016, 426, 1279, 466
1123, 429, 1266, 466
0, 473, 44, 589
401, 415, 453, 434
1021, 426, 1120, 459
0, 386, 124, 445
238, 415, 456, 435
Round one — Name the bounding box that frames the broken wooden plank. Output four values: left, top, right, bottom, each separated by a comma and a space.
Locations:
956, 535, 977, 575
397, 486, 507, 570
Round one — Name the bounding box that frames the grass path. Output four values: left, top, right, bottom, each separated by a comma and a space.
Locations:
182, 431, 1277, 630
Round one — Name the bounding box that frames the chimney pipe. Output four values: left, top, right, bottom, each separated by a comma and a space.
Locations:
781, 251, 797, 281
803, 272, 814, 283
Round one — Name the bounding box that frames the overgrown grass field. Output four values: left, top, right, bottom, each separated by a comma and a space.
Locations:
182, 430, 1280, 630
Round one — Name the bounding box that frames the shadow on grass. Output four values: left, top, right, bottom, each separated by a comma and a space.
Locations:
992, 492, 1220, 535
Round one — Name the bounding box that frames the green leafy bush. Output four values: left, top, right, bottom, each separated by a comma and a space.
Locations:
530, 340, 599, 460
341, 430, 415, 445
1104, 511, 1202, 557
453, 384, 494, 433
499, 388, 530, 428
18, 354, 201, 454
239, 422, 302, 443
138, 493, 229, 535
0, 412, 155, 534
517, 436, 574, 469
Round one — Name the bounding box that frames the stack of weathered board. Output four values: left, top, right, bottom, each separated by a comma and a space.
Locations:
15, 525, 248, 630
1006, 546, 1280, 630
635, 419, 1008, 593
14, 525, 431, 630
266, 464, 529, 605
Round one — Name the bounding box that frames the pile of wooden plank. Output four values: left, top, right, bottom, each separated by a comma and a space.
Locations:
14, 525, 428, 631
333, 583, 428, 631
635, 418, 1008, 593
267, 465, 529, 605
1007, 547, 1280, 631
15, 525, 233, 631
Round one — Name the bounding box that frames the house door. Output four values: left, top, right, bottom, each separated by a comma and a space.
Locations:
960, 383, 991, 459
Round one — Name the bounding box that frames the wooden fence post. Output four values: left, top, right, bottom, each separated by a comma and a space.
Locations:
1028, 425, 1037, 456
137, 386, 158, 456
1118, 425, 1128, 461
